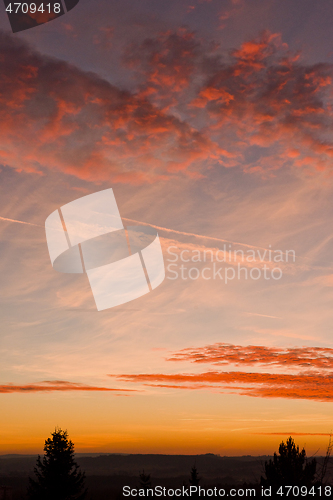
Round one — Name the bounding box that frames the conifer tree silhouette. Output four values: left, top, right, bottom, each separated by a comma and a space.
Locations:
27, 428, 87, 500
189, 465, 200, 499
139, 470, 152, 493
261, 436, 317, 488
319, 435, 333, 485
189, 466, 200, 487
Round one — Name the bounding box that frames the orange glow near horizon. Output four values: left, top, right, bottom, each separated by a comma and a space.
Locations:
1, 391, 333, 456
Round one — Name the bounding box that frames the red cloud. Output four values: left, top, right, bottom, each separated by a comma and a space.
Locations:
167, 343, 333, 370
1, 29, 333, 182
110, 371, 333, 401
125, 29, 333, 176
123, 28, 204, 106
0, 32, 226, 183
0, 381, 136, 393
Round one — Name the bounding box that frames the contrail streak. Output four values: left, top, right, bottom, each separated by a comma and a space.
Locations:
244, 312, 281, 319
0, 216, 41, 227
0, 213, 270, 250
2, 213, 330, 272
123, 218, 332, 270
122, 217, 269, 251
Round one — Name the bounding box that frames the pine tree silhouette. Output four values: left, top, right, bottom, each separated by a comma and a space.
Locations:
27, 428, 87, 500
261, 436, 317, 488
188, 465, 200, 499
319, 435, 333, 485
189, 466, 200, 487
139, 470, 152, 493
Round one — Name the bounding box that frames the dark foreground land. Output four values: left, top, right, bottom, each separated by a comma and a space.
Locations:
0, 453, 266, 499
1, 453, 329, 499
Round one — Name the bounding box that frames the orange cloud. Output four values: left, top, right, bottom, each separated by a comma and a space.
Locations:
254, 432, 332, 436
167, 343, 333, 370
108, 343, 333, 402
110, 371, 333, 401
0, 381, 136, 393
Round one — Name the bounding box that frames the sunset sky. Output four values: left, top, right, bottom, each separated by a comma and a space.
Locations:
1, 0, 333, 456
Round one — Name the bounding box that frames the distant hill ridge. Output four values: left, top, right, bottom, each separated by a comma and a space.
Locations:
0, 453, 271, 481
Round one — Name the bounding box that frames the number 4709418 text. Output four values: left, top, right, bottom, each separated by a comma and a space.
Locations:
5, 3, 62, 14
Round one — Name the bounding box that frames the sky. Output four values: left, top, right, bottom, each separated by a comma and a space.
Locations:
1, 0, 333, 456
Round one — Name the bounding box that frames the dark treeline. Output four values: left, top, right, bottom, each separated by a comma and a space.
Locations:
0, 430, 332, 500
